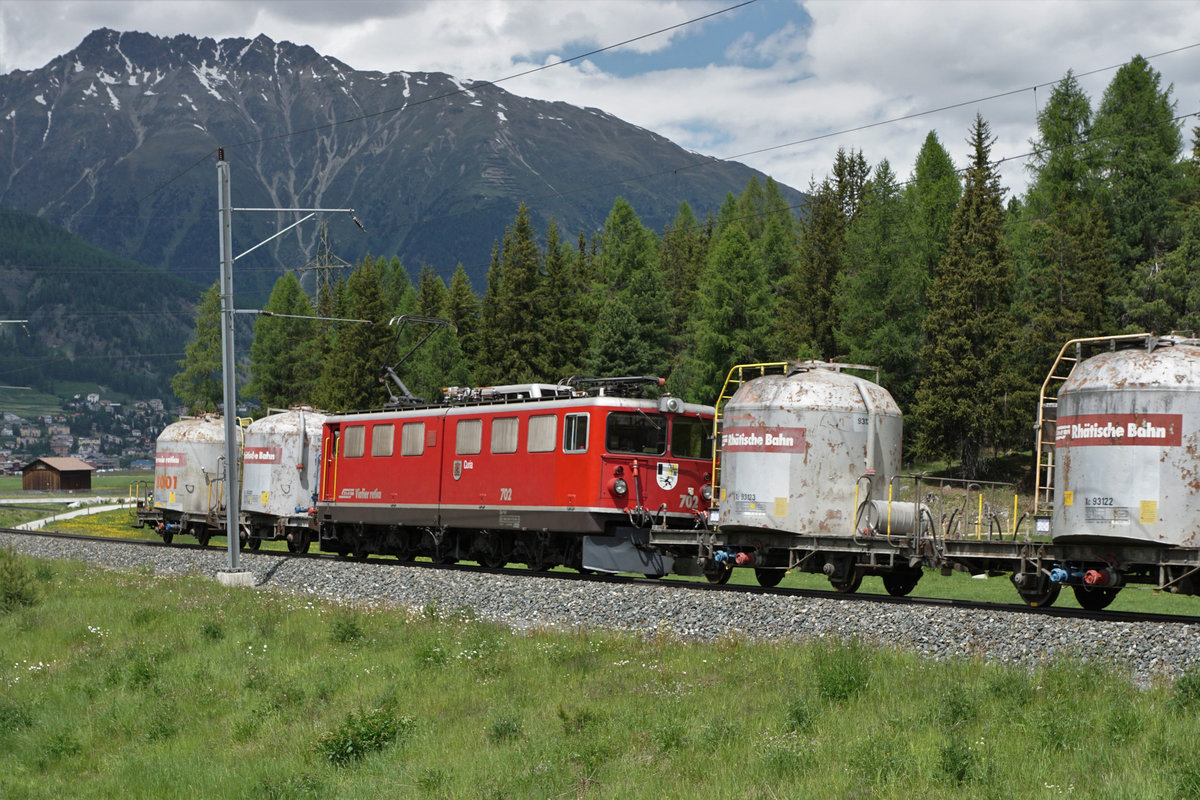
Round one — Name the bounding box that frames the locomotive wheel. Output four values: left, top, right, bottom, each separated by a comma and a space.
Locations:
754, 568, 786, 588
352, 550, 370, 562
882, 568, 922, 597
705, 565, 733, 585
830, 569, 863, 594
480, 553, 507, 569
1073, 585, 1120, 611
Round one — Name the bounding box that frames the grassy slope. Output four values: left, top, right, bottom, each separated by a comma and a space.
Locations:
2, 552, 1200, 799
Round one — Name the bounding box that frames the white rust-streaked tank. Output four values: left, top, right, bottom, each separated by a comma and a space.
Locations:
241, 407, 326, 525
153, 414, 227, 519
718, 362, 903, 535
1053, 337, 1200, 546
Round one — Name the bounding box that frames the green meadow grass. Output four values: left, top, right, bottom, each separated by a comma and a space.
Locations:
1, 548, 1199, 799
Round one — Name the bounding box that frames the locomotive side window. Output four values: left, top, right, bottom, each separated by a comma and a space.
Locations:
491, 417, 519, 454
401, 422, 425, 456
456, 419, 482, 455
606, 412, 666, 455
563, 413, 589, 453
670, 416, 712, 460
528, 414, 557, 452
371, 424, 394, 457
343, 425, 366, 458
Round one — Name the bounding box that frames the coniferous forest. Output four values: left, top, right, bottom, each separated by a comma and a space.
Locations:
174, 58, 1200, 476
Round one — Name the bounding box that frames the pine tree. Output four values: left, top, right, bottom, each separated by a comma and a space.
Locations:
1092, 55, 1184, 320
170, 283, 224, 413
247, 271, 321, 409
444, 263, 481, 363
492, 204, 547, 383
475, 242, 504, 384
659, 202, 709, 350
591, 197, 668, 376
914, 115, 1020, 477
833, 160, 923, 407
792, 177, 845, 359
537, 220, 589, 378
677, 222, 771, 403
1009, 72, 1113, 416
316, 257, 394, 411
1123, 127, 1200, 332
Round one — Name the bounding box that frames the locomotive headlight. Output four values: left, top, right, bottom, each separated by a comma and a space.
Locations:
701, 484, 713, 501
612, 478, 628, 496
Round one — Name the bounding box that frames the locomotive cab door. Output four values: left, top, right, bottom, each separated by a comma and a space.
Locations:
319, 424, 340, 503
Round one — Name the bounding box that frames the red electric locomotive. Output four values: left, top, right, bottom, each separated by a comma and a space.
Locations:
315, 378, 715, 575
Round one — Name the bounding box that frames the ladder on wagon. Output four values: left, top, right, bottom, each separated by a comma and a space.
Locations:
1033, 333, 1154, 516
711, 362, 791, 505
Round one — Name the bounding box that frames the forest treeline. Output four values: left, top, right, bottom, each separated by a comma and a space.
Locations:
173, 56, 1200, 477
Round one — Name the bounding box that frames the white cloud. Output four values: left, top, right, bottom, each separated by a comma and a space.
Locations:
0, 0, 1197, 199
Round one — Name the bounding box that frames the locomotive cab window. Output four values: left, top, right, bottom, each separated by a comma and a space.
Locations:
491, 417, 519, 454
401, 422, 425, 456
563, 413, 589, 453
606, 412, 666, 455
456, 419, 483, 455
528, 414, 557, 452
343, 425, 366, 458
371, 424, 394, 457
670, 416, 712, 460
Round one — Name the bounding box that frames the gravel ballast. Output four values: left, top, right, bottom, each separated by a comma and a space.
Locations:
4, 531, 1197, 686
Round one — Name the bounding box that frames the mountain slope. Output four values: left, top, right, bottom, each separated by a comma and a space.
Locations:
0, 28, 802, 292
0, 205, 200, 396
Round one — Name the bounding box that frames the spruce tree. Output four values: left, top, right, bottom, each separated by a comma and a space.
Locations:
247, 271, 321, 409
316, 257, 394, 411
592, 197, 668, 377
914, 115, 1020, 477
492, 204, 546, 383
444, 263, 481, 363
537, 220, 589, 378
678, 222, 771, 403
170, 283, 224, 413
792, 177, 845, 359
833, 160, 923, 407
1092, 55, 1184, 319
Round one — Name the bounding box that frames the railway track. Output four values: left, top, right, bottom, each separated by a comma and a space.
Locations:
6, 524, 1199, 628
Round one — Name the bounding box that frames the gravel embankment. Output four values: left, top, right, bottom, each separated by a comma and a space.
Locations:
4, 531, 1197, 686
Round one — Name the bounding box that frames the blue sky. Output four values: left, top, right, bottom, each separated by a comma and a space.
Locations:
0, 0, 1197, 197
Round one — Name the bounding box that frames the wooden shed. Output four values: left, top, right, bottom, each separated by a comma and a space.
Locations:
22, 457, 96, 492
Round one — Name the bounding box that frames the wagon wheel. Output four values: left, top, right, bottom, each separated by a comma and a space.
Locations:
882, 568, 922, 597
247, 538, 262, 551
830, 568, 863, 594
754, 568, 786, 588
1073, 585, 1120, 611
1011, 573, 1061, 607
195, 529, 212, 548
286, 532, 311, 554
705, 564, 733, 585
161, 532, 173, 545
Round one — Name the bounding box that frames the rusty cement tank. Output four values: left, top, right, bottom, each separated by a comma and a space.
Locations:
153, 414, 227, 519
241, 407, 326, 524
1053, 337, 1200, 546
717, 363, 903, 535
